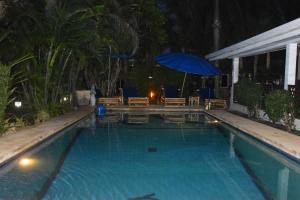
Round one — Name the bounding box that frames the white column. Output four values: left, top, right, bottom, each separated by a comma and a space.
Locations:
284, 43, 297, 90
230, 57, 239, 106
277, 167, 289, 200
297, 50, 300, 80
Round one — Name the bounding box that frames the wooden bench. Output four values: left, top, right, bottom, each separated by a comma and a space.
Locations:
128, 97, 149, 107
164, 98, 186, 107
205, 99, 227, 110
97, 97, 121, 106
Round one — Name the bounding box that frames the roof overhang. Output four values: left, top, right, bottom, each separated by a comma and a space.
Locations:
206, 18, 300, 61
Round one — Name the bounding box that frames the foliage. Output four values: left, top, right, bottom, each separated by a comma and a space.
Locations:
8, 116, 27, 129
35, 110, 50, 124
265, 90, 295, 132
0, 63, 10, 129
48, 102, 66, 117
0, 0, 168, 127
235, 79, 264, 118
0, 55, 32, 133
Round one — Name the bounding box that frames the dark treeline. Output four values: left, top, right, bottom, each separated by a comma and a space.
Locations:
162, 0, 300, 54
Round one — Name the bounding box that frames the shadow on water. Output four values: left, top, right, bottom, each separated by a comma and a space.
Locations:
128, 193, 159, 200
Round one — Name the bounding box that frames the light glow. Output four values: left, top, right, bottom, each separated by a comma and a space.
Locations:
148, 76, 153, 79
14, 101, 22, 108
63, 97, 68, 102
18, 158, 36, 168
150, 91, 155, 98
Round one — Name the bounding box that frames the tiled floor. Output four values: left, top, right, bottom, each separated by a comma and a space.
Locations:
207, 110, 300, 160
0, 107, 93, 166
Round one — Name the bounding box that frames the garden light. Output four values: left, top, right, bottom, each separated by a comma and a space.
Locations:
14, 101, 22, 108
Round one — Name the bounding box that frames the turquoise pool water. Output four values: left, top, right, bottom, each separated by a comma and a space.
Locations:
0, 113, 300, 199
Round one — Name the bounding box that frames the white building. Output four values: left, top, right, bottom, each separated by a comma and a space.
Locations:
206, 18, 300, 130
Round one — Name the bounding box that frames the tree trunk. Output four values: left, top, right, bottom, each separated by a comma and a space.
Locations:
108, 59, 121, 96
266, 53, 271, 70
0, 1, 6, 19
239, 57, 244, 70
53, 50, 72, 103
46, 0, 56, 11
107, 46, 112, 96
213, 0, 221, 97
253, 55, 259, 81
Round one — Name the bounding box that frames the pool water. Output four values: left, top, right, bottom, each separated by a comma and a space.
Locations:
0, 113, 300, 200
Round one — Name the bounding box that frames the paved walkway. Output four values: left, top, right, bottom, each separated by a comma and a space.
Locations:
0, 107, 93, 166
207, 110, 300, 160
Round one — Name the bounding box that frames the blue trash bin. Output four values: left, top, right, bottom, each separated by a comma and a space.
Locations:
96, 104, 106, 116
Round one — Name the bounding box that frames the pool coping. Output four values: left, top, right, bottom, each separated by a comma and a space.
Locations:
0, 107, 94, 167
206, 110, 300, 162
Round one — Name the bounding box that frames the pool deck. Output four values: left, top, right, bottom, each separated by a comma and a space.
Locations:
207, 110, 300, 161
0, 107, 94, 166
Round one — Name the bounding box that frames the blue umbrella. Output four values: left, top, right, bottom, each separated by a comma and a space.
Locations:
156, 53, 220, 76
155, 53, 220, 96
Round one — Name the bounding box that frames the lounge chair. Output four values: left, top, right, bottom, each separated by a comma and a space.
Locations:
96, 88, 123, 107
121, 87, 149, 107
205, 99, 227, 110
196, 87, 227, 110
161, 85, 186, 107
97, 97, 122, 106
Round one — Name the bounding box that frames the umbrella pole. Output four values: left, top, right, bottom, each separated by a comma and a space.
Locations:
180, 73, 187, 97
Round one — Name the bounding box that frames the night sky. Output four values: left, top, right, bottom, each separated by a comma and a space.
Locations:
160, 0, 300, 55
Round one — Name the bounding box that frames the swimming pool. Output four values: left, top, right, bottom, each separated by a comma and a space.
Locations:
0, 112, 299, 199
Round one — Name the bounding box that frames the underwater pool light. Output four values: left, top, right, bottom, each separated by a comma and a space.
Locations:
18, 158, 36, 168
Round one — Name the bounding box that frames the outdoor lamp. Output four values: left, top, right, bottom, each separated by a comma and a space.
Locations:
14, 101, 22, 108
63, 96, 68, 102
148, 76, 153, 79
129, 59, 135, 67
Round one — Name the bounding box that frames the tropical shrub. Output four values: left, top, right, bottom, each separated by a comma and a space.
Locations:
0, 0, 167, 125
0, 63, 10, 133
35, 110, 50, 124
265, 90, 295, 132
7, 116, 27, 129
48, 103, 65, 117
235, 79, 264, 118
0, 56, 31, 134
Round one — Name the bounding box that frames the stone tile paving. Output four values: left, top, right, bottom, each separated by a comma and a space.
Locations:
207, 110, 300, 160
